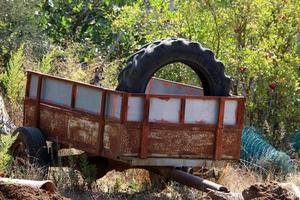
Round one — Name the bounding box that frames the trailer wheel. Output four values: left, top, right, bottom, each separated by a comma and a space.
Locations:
10, 127, 50, 174
116, 38, 231, 96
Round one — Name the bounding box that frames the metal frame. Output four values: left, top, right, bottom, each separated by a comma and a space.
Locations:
24, 71, 245, 165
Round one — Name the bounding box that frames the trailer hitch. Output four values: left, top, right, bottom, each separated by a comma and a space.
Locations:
148, 167, 229, 193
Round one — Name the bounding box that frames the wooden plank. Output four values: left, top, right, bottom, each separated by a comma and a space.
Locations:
214, 98, 225, 160
140, 95, 150, 158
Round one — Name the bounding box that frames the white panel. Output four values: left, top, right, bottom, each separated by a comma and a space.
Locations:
127, 96, 144, 122
149, 97, 180, 123
29, 74, 38, 98
105, 93, 122, 119
146, 78, 203, 96
185, 99, 218, 124
224, 100, 238, 125
41, 78, 72, 107
75, 86, 102, 114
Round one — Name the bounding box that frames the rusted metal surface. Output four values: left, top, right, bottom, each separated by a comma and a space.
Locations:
148, 167, 229, 193
140, 95, 150, 158
121, 157, 214, 167
38, 104, 101, 155
23, 71, 245, 166
101, 121, 242, 161
214, 98, 225, 160
146, 78, 203, 96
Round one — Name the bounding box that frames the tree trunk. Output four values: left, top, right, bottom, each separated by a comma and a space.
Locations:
169, 0, 175, 11
0, 92, 15, 134
144, 0, 150, 13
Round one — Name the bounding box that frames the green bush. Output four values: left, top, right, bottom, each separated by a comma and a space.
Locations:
0, 45, 26, 108
0, 134, 16, 172
112, 0, 300, 135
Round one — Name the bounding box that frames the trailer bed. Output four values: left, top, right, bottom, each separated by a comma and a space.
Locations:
23, 71, 245, 167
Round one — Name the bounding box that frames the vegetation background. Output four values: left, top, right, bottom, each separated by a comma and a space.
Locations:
0, 0, 299, 198
0, 0, 299, 184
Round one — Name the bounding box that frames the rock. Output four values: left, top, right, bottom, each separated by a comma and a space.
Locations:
0, 92, 15, 134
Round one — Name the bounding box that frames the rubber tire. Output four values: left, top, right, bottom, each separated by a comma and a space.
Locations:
11, 127, 50, 168
116, 38, 231, 96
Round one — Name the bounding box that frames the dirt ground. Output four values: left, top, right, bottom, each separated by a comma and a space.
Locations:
210, 181, 299, 200
0, 183, 69, 200
0, 181, 298, 200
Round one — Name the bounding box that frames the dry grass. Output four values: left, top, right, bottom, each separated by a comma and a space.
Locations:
3, 158, 300, 199
217, 163, 263, 192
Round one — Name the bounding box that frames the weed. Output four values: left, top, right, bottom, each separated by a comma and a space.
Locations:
0, 44, 26, 108
68, 156, 80, 190
79, 154, 97, 189
38, 48, 57, 73
7, 161, 47, 180
0, 134, 16, 172
114, 176, 123, 192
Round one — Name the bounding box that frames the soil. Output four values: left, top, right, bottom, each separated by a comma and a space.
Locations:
210, 181, 299, 200
0, 183, 69, 200
0, 180, 298, 200
242, 182, 298, 200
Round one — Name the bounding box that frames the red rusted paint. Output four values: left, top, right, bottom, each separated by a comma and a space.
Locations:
153, 119, 172, 123
121, 93, 128, 123
97, 89, 107, 154
27, 70, 108, 93
195, 120, 208, 124
237, 99, 246, 128
34, 75, 42, 127
39, 100, 100, 118
23, 71, 246, 164
25, 73, 31, 98
140, 95, 150, 158
71, 84, 77, 108
23, 73, 32, 126
111, 93, 119, 119
214, 98, 225, 160
147, 79, 153, 94
179, 98, 186, 124
161, 80, 173, 88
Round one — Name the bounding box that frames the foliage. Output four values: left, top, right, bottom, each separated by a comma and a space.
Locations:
68, 156, 81, 190
38, 0, 136, 62
0, 45, 26, 108
112, 0, 300, 135
0, 0, 299, 145
38, 48, 57, 73
0, 0, 47, 61
79, 154, 97, 189
0, 134, 16, 172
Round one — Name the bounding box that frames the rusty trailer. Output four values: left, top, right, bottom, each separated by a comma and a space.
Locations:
22, 70, 245, 165
9, 69, 246, 193
10, 38, 248, 193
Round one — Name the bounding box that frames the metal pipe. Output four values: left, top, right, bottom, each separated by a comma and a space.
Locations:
0, 178, 56, 192
150, 167, 229, 193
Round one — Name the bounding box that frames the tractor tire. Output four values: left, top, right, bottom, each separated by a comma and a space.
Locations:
116, 38, 231, 96
10, 127, 50, 171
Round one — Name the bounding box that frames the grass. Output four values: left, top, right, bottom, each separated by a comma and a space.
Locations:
1, 139, 300, 199
0, 134, 16, 173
